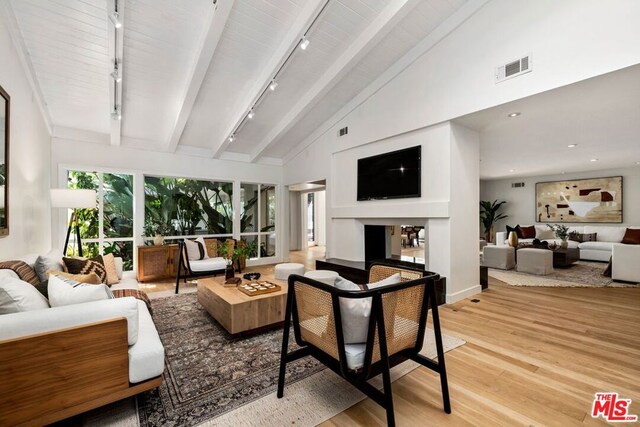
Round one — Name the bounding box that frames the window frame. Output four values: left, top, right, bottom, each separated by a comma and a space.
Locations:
239, 181, 277, 261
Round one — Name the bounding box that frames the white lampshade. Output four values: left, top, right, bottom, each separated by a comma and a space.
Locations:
50, 189, 96, 209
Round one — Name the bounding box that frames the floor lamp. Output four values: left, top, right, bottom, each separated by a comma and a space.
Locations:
51, 189, 97, 257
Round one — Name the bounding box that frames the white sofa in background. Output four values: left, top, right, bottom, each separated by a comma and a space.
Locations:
0, 253, 164, 426
496, 225, 638, 262
612, 244, 640, 283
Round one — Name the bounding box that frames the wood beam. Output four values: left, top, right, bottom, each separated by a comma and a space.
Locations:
211, 0, 328, 158
165, 0, 235, 152
107, 0, 125, 146
248, 0, 421, 163
282, 0, 490, 165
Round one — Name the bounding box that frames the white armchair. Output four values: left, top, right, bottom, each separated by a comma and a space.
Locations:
612, 244, 640, 283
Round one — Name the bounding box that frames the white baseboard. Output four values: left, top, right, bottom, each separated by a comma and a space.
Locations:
446, 284, 482, 304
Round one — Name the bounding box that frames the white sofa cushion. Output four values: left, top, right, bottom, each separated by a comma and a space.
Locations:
583, 226, 626, 243
612, 244, 640, 282
48, 275, 114, 307
110, 272, 140, 291
578, 241, 614, 251
0, 277, 50, 314
0, 297, 139, 345
128, 300, 165, 383
190, 257, 227, 272
534, 225, 555, 240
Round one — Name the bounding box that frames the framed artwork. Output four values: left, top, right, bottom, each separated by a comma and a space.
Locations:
535, 176, 623, 223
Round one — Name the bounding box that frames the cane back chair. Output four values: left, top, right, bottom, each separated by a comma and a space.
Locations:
277, 264, 451, 427
174, 238, 233, 294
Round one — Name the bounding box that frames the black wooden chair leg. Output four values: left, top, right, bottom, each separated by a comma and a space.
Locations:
429, 284, 451, 413
277, 287, 294, 398
382, 364, 396, 427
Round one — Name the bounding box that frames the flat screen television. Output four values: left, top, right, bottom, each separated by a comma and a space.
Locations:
357, 145, 421, 201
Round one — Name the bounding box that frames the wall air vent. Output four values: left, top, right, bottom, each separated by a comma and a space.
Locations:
495, 54, 532, 83
511, 182, 525, 188
339, 126, 348, 137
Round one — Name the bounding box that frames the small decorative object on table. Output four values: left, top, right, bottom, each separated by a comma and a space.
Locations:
237, 281, 281, 297
243, 272, 261, 281
547, 224, 569, 248
224, 258, 235, 280
224, 277, 242, 287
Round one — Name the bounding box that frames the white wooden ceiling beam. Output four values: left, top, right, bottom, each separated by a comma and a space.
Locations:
248, 0, 421, 163
0, 2, 53, 134
211, 0, 328, 158
107, 0, 124, 146
165, 0, 235, 152
282, 0, 490, 165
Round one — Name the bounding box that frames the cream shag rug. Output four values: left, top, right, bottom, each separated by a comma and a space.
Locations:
489, 261, 638, 288
83, 315, 464, 427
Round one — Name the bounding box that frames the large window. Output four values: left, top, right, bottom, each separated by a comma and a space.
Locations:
67, 171, 134, 270
240, 183, 276, 259
143, 176, 233, 240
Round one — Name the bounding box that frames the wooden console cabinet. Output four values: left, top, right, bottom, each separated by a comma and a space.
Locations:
137, 244, 179, 282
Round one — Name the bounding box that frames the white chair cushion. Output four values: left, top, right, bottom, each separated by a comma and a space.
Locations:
333, 273, 401, 344
184, 239, 204, 261
128, 300, 165, 383
189, 257, 227, 272
344, 343, 367, 370
48, 275, 114, 307
578, 241, 614, 251
0, 277, 49, 314
0, 297, 139, 345
195, 237, 210, 259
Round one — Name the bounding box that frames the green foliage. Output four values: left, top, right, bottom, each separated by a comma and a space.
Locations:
547, 224, 569, 240
480, 200, 508, 241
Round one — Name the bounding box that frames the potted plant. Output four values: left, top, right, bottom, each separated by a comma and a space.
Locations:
479, 200, 508, 243
547, 224, 570, 248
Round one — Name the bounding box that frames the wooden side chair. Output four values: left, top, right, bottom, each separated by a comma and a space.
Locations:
174, 238, 231, 294
277, 264, 450, 427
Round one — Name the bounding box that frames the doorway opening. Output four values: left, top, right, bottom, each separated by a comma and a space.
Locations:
289, 180, 326, 260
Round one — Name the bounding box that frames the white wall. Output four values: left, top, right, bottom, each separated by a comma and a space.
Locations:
283, 0, 640, 302
51, 139, 283, 265
0, 19, 51, 258
481, 166, 640, 232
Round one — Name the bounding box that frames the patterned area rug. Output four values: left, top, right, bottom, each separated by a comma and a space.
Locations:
490, 261, 638, 287
83, 293, 465, 426
137, 293, 324, 426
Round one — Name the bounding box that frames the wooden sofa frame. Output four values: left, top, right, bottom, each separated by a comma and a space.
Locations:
0, 318, 162, 426
277, 264, 450, 427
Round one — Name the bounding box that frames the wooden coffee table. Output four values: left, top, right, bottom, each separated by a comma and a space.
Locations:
552, 247, 580, 267
197, 276, 287, 335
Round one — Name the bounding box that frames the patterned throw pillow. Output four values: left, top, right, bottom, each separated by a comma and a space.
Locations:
0, 260, 40, 286
62, 257, 107, 284
568, 232, 597, 243
184, 239, 205, 261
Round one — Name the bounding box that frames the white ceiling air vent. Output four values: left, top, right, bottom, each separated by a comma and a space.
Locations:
511, 182, 525, 188
495, 54, 532, 83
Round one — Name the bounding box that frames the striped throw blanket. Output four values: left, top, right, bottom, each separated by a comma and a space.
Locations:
0, 261, 40, 286
112, 288, 153, 315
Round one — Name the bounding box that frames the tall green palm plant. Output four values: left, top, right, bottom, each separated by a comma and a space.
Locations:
479, 200, 508, 243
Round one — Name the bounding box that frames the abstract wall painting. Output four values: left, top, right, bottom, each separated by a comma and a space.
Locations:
535, 176, 623, 223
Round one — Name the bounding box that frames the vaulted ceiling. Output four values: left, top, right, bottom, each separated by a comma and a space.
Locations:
3, 0, 470, 163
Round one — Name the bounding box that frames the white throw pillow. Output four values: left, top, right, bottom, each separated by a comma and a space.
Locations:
48, 275, 114, 307
184, 239, 204, 261
195, 236, 210, 259
333, 273, 401, 344
0, 277, 50, 314
534, 225, 555, 240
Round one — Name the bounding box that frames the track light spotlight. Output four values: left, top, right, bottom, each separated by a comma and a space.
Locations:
269, 80, 278, 91
300, 36, 310, 50
248, 109, 255, 119
109, 12, 122, 28
229, 134, 235, 142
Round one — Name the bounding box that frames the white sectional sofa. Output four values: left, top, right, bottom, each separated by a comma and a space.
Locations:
496, 225, 637, 262
0, 253, 164, 426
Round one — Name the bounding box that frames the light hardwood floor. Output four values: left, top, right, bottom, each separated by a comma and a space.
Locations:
141, 248, 640, 426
